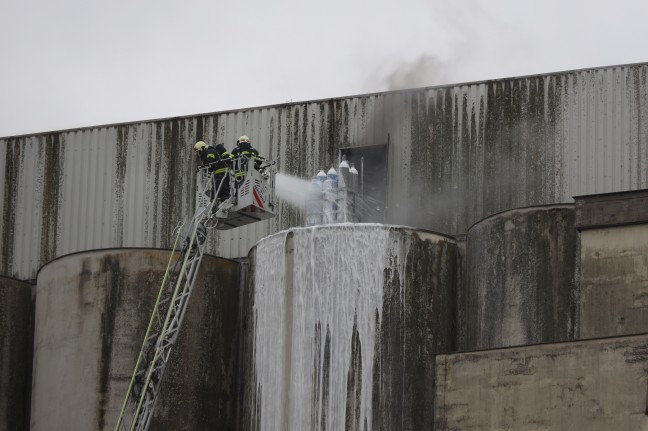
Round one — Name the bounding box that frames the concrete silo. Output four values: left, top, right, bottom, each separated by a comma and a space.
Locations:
460, 205, 578, 350
31, 248, 241, 431
240, 224, 458, 431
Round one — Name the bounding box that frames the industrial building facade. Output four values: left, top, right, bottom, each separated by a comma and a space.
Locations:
1, 62, 647, 280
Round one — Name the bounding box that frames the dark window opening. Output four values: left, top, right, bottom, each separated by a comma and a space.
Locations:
340, 144, 389, 223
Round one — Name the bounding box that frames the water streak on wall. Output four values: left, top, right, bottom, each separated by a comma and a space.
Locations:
251, 226, 391, 430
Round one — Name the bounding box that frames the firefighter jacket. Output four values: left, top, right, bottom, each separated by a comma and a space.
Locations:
199, 146, 233, 175
231, 142, 260, 177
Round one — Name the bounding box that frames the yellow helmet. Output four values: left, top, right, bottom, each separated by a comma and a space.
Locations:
237, 135, 250, 145
194, 141, 207, 152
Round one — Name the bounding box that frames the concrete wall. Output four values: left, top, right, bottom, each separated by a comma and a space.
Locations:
31, 249, 241, 431
580, 224, 648, 339
0, 277, 33, 431
375, 228, 458, 431
435, 334, 648, 430
461, 205, 578, 350
3, 63, 648, 280
241, 225, 457, 431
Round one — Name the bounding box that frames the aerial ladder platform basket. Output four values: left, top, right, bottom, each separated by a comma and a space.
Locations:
198, 156, 277, 230
115, 155, 276, 431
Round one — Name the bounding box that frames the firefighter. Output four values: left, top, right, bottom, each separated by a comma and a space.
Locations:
194, 141, 233, 199
231, 135, 261, 180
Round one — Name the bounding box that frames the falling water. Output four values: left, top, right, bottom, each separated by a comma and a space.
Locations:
252, 224, 405, 431
251, 230, 289, 430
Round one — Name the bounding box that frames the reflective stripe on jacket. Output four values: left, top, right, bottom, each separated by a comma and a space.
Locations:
231, 144, 259, 177
200, 147, 233, 174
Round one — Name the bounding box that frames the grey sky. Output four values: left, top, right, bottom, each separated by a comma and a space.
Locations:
1, 0, 646, 137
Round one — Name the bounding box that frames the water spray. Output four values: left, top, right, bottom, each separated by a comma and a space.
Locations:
275, 173, 311, 209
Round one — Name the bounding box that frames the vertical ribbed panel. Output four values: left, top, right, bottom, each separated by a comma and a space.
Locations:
1, 63, 648, 279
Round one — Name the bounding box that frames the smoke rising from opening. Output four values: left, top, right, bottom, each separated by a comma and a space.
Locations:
386, 54, 455, 90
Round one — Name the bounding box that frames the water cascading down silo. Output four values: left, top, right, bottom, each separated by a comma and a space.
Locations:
31, 249, 241, 431
241, 224, 458, 431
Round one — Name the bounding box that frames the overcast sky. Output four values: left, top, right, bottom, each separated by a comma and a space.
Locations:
1, 0, 646, 137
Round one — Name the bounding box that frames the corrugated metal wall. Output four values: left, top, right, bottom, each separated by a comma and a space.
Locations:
2, 63, 647, 280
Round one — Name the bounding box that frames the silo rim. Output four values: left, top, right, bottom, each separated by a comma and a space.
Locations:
250, 223, 457, 252
466, 203, 575, 234
36, 247, 241, 279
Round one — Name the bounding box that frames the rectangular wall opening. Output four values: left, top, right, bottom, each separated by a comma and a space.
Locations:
339, 144, 389, 223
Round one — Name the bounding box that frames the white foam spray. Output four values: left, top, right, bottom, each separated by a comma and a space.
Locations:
275, 173, 311, 210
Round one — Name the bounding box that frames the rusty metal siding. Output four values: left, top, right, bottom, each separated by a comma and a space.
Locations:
2, 63, 648, 280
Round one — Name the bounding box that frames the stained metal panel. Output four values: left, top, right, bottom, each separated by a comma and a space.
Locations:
2, 62, 648, 280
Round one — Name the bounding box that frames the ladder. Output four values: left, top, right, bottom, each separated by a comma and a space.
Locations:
114, 171, 223, 431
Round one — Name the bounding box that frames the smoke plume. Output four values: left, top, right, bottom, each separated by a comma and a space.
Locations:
386, 54, 455, 90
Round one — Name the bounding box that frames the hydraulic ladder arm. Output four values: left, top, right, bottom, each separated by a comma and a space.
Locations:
114, 172, 223, 431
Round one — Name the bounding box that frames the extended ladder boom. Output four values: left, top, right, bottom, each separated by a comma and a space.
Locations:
114, 196, 215, 430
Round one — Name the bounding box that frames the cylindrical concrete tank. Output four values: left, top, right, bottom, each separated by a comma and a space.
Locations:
240, 224, 458, 431
461, 205, 578, 351
31, 249, 241, 431
0, 276, 33, 431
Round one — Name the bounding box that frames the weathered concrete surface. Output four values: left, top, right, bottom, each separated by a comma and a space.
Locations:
241, 225, 457, 431
461, 205, 578, 350
580, 224, 648, 339
454, 234, 467, 352
235, 257, 254, 431
0, 277, 33, 431
375, 229, 458, 431
31, 249, 241, 431
435, 334, 648, 431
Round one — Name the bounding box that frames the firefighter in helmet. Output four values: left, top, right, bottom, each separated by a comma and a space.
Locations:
231, 135, 261, 180
194, 141, 233, 199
